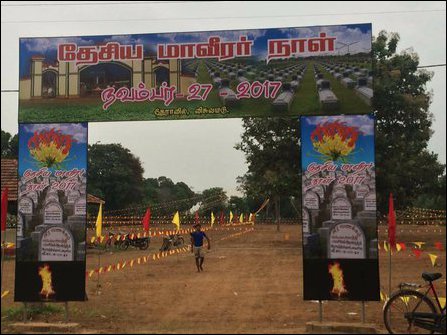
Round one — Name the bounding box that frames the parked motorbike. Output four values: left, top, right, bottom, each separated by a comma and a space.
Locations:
159, 233, 184, 251
121, 234, 150, 250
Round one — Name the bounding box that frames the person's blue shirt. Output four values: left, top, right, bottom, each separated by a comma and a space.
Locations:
191, 231, 207, 247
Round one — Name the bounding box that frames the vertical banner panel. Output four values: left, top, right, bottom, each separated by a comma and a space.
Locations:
15, 123, 88, 302
301, 115, 379, 301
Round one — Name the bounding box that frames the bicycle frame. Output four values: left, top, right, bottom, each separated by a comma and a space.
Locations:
403, 282, 446, 333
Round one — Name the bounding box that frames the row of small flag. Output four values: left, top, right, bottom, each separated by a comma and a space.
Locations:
86, 246, 192, 279
88, 225, 250, 245
86, 228, 256, 279
379, 241, 444, 267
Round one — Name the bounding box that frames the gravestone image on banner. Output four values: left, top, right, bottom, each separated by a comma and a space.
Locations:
15, 123, 88, 302
18, 24, 372, 123
301, 114, 379, 301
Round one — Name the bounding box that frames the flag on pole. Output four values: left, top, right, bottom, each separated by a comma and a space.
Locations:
1, 187, 8, 232
142, 207, 151, 231
239, 213, 244, 224
219, 211, 224, 225
388, 193, 396, 248
172, 211, 180, 231
96, 203, 103, 238
229, 211, 233, 224
428, 254, 438, 267
210, 212, 215, 227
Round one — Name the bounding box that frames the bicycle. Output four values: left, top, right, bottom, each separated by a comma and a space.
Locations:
383, 272, 446, 334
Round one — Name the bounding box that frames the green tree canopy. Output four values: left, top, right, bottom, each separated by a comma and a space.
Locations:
199, 187, 228, 215
1, 130, 19, 158
373, 31, 446, 211
88, 143, 145, 210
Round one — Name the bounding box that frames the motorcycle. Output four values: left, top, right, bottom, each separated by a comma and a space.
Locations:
159, 233, 184, 251
105, 231, 130, 250
121, 234, 150, 250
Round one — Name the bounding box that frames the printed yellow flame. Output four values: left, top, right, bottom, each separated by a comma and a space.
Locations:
313, 134, 356, 158
38, 264, 55, 299
328, 262, 348, 298
311, 121, 360, 162
28, 128, 74, 168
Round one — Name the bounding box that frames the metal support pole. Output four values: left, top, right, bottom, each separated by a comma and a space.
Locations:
96, 249, 102, 295
64, 302, 69, 321
361, 301, 366, 323
23, 302, 28, 322
318, 300, 323, 322
388, 247, 392, 297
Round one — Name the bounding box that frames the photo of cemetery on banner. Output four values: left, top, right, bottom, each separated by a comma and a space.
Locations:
18, 23, 372, 123
300, 114, 379, 301
15, 123, 88, 302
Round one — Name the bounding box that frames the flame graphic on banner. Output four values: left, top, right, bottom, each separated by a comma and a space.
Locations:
38, 264, 55, 299
328, 262, 348, 298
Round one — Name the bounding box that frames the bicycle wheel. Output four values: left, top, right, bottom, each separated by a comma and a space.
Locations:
384, 289, 437, 334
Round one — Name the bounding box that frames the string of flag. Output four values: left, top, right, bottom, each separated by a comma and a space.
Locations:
379, 241, 445, 267
85, 227, 255, 279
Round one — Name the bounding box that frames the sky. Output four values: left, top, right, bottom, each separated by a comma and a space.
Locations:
1, 1, 446, 197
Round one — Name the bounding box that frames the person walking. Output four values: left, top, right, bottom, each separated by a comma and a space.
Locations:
190, 223, 211, 272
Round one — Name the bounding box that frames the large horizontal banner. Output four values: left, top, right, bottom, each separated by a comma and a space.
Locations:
19, 23, 372, 123
301, 115, 379, 301
15, 123, 87, 302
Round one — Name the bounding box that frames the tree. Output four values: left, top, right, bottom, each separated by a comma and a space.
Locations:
235, 117, 301, 230
88, 143, 145, 210
373, 31, 446, 211
141, 177, 197, 214
200, 187, 228, 215
235, 30, 445, 220
1, 130, 19, 158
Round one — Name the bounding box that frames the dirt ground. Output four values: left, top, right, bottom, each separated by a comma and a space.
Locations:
1, 224, 445, 334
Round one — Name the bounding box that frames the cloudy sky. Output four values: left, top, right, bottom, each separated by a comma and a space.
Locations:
1, 1, 446, 197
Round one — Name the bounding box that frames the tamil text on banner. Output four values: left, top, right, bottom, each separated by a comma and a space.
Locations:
300, 115, 379, 301
19, 24, 372, 123
15, 123, 88, 302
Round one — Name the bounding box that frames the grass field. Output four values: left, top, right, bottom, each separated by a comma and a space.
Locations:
1, 224, 445, 334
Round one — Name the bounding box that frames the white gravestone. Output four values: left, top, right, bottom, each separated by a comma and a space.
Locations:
355, 185, 370, 199
304, 191, 320, 210
44, 201, 63, 225
45, 193, 59, 204
68, 190, 81, 204
312, 185, 325, 203
331, 188, 347, 200
39, 226, 74, 261
18, 197, 34, 215
364, 191, 377, 211
302, 207, 310, 233
74, 198, 86, 216
26, 191, 38, 206
17, 212, 25, 238
329, 222, 366, 259
331, 197, 352, 221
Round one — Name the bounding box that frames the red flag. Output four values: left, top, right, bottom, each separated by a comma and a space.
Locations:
1, 187, 8, 232
412, 248, 422, 259
219, 211, 224, 225
434, 242, 443, 251
142, 208, 151, 231
388, 193, 396, 248
194, 211, 199, 225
